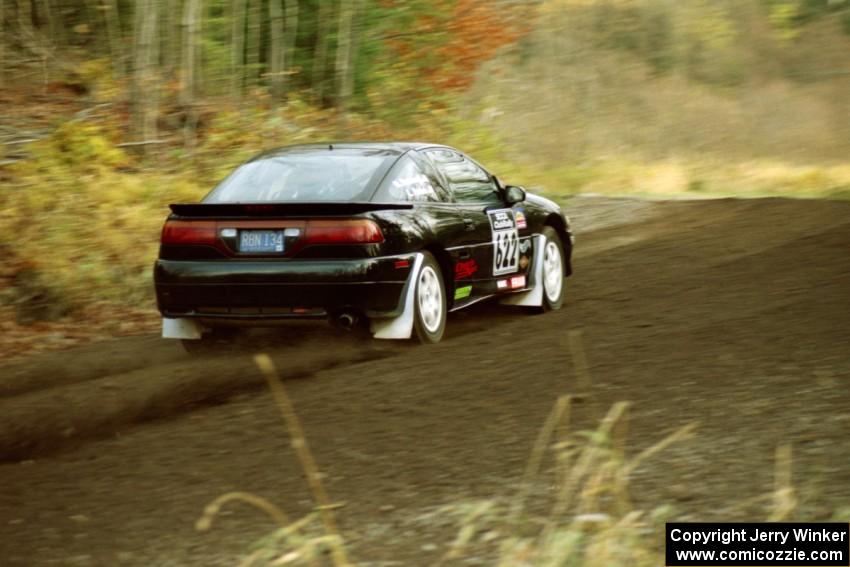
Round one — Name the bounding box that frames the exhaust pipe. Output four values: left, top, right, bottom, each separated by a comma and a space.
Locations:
334, 311, 359, 330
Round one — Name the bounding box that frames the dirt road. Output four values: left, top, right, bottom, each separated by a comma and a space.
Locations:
1, 196, 848, 566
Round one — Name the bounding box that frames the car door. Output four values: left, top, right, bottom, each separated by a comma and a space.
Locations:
422, 148, 520, 299
371, 150, 468, 265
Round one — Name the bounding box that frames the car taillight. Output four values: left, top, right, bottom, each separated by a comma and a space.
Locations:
303, 219, 384, 244
161, 220, 217, 245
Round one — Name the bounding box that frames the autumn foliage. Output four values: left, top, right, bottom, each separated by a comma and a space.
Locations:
1, 0, 849, 361
382, 0, 526, 92
436, 0, 525, 90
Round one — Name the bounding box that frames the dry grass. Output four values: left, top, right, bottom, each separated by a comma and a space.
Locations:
460, 1, 850, 201
436, 400, 697, 567
3, 75, 847, 332
515, 159, 850, 200
430, 330, 800, 566
195, 354, 352, 567
191, 339, 805, 566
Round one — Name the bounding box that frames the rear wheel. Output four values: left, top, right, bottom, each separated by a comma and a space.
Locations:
527, 226, 566, 314
413, 252, 446, 344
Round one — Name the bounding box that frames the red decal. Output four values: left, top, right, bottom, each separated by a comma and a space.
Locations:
454, 258, 478, 279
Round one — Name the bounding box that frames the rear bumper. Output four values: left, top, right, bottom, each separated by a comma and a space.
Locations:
154, 255, 415, 319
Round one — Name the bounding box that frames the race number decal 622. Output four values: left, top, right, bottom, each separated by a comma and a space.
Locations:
488, 209, 519, 276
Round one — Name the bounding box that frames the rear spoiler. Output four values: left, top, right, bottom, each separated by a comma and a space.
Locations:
169, 202, 414, 218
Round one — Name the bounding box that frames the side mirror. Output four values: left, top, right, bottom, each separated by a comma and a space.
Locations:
504, 185, 526, 205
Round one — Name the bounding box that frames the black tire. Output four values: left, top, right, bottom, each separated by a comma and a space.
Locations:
527, 226, 566, 314
413, 252, 447, 344
181, 327, 237, 355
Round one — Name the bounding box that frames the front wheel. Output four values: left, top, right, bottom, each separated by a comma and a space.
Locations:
528, 226, 566, 313
413, 252, 446, 344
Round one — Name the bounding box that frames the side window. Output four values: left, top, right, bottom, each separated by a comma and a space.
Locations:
374, 156, 440, 202
408, 150, 451, 201
425, 149, 499, 204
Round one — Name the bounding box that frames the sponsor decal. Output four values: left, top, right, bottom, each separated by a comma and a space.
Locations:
519, 255, 529, 270
391, 172, 436, 201
489, 209, 516, 231
454, 258, 478, 280
515, 208, 527, 229
488, 209, 520, 276
454, 285, 472, 300
497, 276, 526, 290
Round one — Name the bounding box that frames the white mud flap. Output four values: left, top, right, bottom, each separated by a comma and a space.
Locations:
500, 234, 546, 307
162, 317, 205, 339
370, 253, 425, 340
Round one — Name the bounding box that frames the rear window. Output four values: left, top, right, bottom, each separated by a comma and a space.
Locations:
204, 150, 395, 203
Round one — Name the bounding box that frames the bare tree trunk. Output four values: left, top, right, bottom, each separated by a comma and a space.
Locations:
268, 0, 283, 100
230, 0, 246, 98
17, 0, 50, 88
101, 0, 126, 77
16, 0, 31, 34
312, 0, 329, 104
131, 0, 160, 149
180, 0, 201, 107
83, 0, 98, 38
41, 0, 62, 46
164, 0, 181, 79
0, 0, 5, 84
131, 1, 144, 133
246, 0, 261, 88
181, 0, 202, 147
335, 0, 362, 108
334, 0, 353, 108
16, 0, 35, 48
282, 0, 298, 95
347, 0, 363, 92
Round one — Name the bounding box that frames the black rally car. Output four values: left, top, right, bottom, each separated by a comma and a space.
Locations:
154, 143, 573, 346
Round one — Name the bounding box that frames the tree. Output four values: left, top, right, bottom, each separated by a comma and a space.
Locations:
246, 0, 261, 88
131, 0, 160, 146
101, 0, 126, 77
0, 0, 5, 83
335, 0, 362, 108
164, 0, 182, 79
230, 0, 246, 97
283, 0, 298, 94
181, 0, 202, 145
268, 0, 284, 99
269, 0, 299, 101
16, 0, 35, 54
312, 0, 331, 103
41, 0, 61, 47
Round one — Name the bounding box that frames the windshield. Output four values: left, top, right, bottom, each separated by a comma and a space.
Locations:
204, 150, 395, 203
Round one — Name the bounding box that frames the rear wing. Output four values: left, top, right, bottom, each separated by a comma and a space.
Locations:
168, 202, 414, 218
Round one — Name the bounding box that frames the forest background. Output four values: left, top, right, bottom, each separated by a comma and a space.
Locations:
0, 0, 848, 338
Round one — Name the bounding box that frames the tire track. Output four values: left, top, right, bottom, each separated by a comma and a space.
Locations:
0, 197, 848, 566
0, 339, 395, 462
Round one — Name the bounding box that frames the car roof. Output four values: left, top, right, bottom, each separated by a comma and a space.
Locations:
253, 142, 455, 159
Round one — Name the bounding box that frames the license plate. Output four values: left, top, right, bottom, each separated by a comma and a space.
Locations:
239, 230, 285, 253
